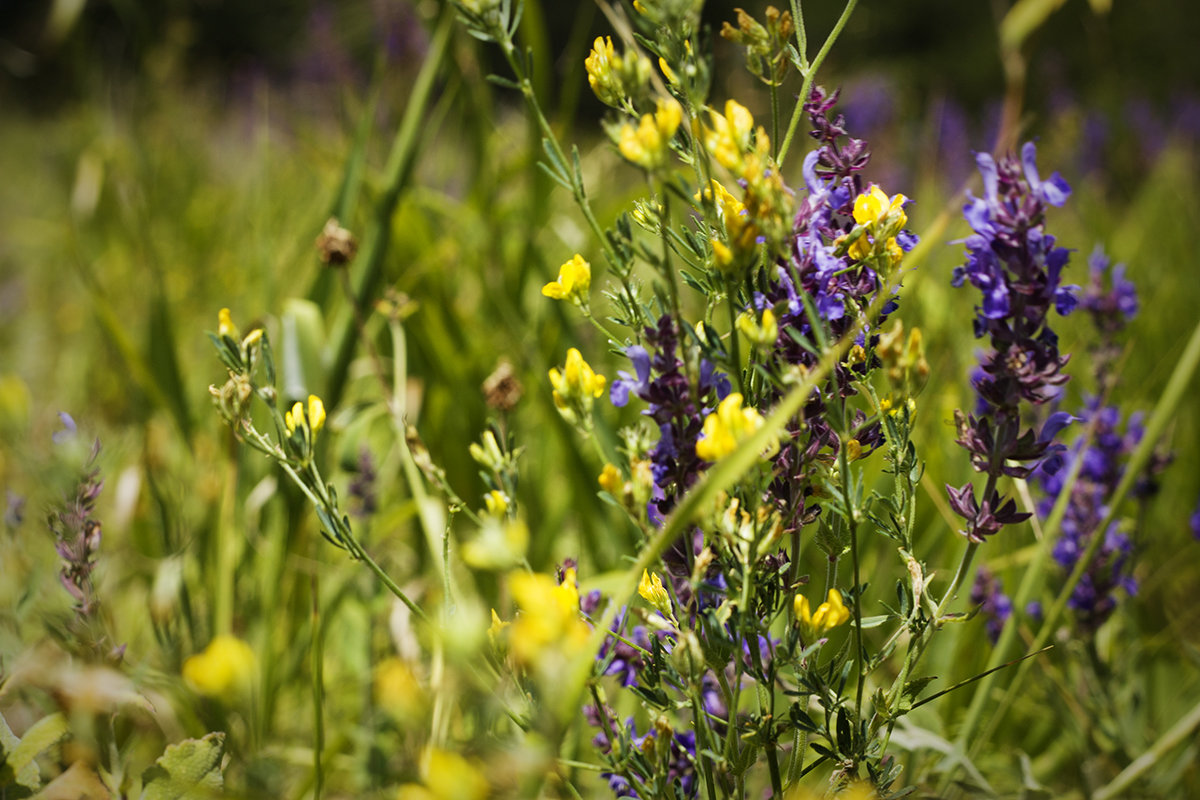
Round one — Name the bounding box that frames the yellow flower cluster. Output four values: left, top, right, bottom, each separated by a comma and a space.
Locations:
847, 185, 909, 267
585, 36, 651, 109
541, 254, 591, 305
794, 589, 851, 639
182, 635, 256, 700
549, 348, 606, 427
618, 98, 683, 171
285, 394, 326, 436
701, 101, 794, 269
695, 392, 773, 462
503, 569, 590, 667
701, 179, 759, 274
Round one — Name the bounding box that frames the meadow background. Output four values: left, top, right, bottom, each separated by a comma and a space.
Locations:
2, 0, 1200, 797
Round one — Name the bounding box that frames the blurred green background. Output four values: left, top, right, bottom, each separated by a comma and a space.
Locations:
2, 0, 1199, 796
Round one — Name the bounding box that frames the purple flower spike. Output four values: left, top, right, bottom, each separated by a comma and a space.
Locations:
949, 142, 1078, 543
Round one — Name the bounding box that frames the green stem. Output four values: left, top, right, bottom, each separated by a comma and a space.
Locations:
777, 0, 859, 169
310, 575, 325, 800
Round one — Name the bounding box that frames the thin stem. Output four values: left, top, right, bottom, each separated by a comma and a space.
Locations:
777, 0, 859, 169
727, 288, 746, 395
310, 575, 325, 800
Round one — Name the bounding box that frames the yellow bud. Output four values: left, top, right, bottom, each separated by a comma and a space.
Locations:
598, 463, 623, 494
218, 307, 237, 338
183, 635, 256, 699
483, 490, 509, 517
307, 395, 326, 433
285, 401, 304, 434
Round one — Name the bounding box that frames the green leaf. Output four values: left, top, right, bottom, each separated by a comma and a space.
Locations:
1, 712, 69, 793
140, 733, 225, 800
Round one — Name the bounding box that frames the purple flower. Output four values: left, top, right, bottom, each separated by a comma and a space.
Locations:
948, 143, 1078, 543
970, 567, 1012, 644
1192, 497, 1200, 540
1080, 245, 1138, 334
1035, 399, 1144, 631
611, 346, 652, 408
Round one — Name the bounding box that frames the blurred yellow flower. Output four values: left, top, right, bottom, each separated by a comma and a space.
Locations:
183, 635, 256, 699
374, 657, 425, 722
705, 99, 756, 171
396, 748, 489, 800
507, 570, 590, 666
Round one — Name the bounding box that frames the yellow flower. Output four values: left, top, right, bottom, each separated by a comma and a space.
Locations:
183, 635, 256, 699
398, 748, 489, 800
598, 463, 623, 494
549, 347, 606, 426
794, 589, 851, 639
705, 99, 757, 171
218, 307, 237, 338
542, 254, 592, 303
585, 37, 623, 107
849, 186, 908, 263
507, 570, 590, 666
694, 393, 772, 462
699, 179, 759, 272
374, 657, 425, 721
658, 56, 678, 86
618, 98, 683, 170
285, 394, 326, 436
736, 308, 778, 351
483, 489, 509, 517
638, 569, 673, 618
307, 394, 325, 433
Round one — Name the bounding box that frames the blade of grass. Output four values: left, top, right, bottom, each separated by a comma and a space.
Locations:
325, 4, 456, 408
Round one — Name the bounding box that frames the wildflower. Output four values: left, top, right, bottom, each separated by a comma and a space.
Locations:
183, 635, 256, 699
285, 394, 326, 435
487, 609, 510, 648
948, 142, 1077, 542
542, 253, 592, 304
218, 307, 237, 338
397, 748, 489, 800
617, 98, 683, 170
705, 99, 757, 172
846, 185, 909, 266
585, 36, 623, 108
695, 393, 770, 462
374, 657, 425, 721
969, 567, 1012, 644
699, 179, 758, 273
549, 347, 606, 427
483, 490, 509, 517
598, 463, 623, 494
506, 570, 590, 667
585, 37, 652, 109
736, 308, 778, 352
1034, 400, 1142, 631
638, 569, 672, 618
794, 589, 850, 639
